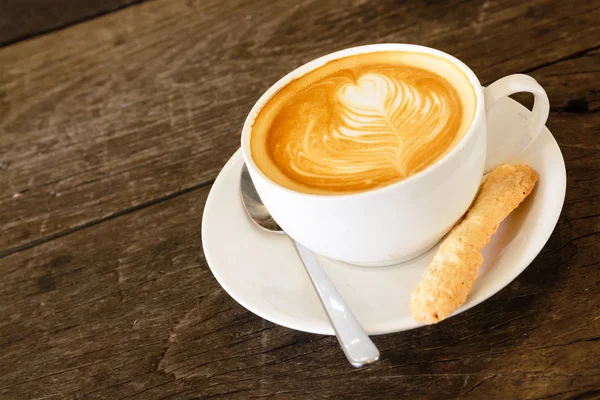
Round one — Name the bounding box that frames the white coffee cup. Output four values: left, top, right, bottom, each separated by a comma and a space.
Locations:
241, 44, 549, 266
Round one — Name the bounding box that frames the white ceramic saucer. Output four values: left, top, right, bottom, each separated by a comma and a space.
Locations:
201, 97, 566, 335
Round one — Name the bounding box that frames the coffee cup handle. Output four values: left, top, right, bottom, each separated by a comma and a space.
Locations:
483, 74, 550, 172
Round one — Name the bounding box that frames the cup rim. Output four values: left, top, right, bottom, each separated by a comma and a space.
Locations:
241, 43, 484, 199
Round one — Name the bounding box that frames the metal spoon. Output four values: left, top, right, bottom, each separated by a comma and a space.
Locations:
240, 164, 380, 368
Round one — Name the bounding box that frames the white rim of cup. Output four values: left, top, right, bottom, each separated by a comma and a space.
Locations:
241, 43, 485, 199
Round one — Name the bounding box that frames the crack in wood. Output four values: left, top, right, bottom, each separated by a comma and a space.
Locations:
521, 44, 600, 75
538, 230, 600, 258
569, 212, 600, 222
537, 336, 600, 350
0, 178, 216, 259
464, 374, 498, 395
534, 387, 598, 400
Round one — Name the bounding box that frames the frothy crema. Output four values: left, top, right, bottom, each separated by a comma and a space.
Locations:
251, 51, 476, 194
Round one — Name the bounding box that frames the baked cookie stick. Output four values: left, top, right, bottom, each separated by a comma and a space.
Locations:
410, 164, 538, 324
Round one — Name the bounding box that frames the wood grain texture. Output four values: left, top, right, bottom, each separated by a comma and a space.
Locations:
1, 0, 600, 254
0, 0, 147, 46
1, 0, 600, 399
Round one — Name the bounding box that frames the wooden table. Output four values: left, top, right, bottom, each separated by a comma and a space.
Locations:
1, 1, 599, 398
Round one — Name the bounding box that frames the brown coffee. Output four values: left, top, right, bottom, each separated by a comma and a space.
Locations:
251, 51, 476, 195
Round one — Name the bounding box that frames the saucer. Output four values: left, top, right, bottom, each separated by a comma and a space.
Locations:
201, 96, 566, 335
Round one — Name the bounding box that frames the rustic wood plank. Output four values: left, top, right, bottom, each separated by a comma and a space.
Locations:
1, 0, 599, 254
0, 0, 147, 46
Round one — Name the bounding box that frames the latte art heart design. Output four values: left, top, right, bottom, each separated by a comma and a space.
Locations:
259, 64, 465, 194
319, 72, 456, 177
337, 74, 399, 121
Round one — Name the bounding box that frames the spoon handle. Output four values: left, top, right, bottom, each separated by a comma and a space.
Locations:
293, 241, 380, 367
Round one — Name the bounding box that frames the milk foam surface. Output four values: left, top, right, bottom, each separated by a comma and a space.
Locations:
251, 51, 476, 194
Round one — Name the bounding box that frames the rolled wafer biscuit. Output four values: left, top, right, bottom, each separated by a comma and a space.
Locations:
410, 164, 538, 324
